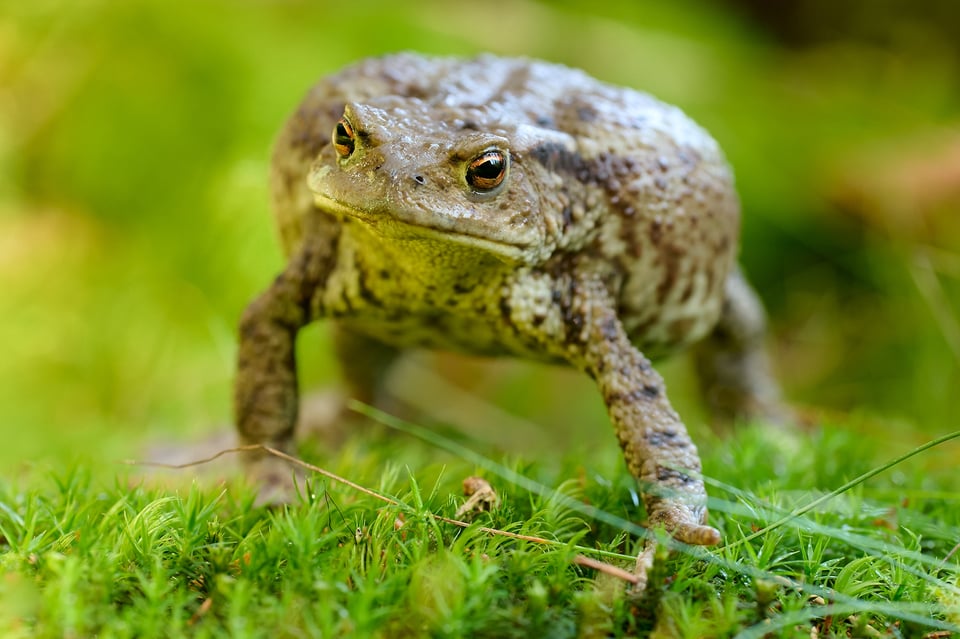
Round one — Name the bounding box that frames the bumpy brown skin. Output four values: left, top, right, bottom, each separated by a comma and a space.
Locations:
235, 54, 782, 547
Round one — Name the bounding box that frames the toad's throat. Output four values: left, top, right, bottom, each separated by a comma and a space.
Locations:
312, 192, 529, 263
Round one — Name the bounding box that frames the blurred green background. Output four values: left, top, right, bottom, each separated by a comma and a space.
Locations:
1, 0, 958, 470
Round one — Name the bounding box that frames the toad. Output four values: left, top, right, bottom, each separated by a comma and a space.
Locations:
234, 53, 783, 549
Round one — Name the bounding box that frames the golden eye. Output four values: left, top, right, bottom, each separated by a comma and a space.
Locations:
333, 117, 355, 158
466, 149, 507, 191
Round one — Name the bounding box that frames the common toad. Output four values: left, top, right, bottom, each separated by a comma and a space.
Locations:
235, 53, 782, 548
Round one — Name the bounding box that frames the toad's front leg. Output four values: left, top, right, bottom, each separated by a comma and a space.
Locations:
235, 242, 336, 503
555, 279, 721, 547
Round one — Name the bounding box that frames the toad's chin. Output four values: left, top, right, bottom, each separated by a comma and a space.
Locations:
311, 191, 532, 264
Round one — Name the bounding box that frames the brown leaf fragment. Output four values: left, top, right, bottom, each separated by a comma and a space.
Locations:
455, 476, 500, 519
188, 598, 212, 626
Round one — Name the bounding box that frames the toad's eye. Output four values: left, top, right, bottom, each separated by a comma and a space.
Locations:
333, 117, 355, 158
466, 149, 508, 191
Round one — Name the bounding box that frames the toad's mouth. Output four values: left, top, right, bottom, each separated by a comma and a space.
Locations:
312, 192, 530, 263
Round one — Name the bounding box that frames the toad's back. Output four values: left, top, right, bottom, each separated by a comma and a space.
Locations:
270, 54, 739, 356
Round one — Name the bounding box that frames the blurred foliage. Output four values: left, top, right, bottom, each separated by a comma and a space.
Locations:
0, 0, 958, 468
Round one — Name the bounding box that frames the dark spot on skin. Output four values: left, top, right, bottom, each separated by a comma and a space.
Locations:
556, 278, 588, 345
577, 106, 597, 122
568, 313, 584, 340
239, 316, 258, 341
536, 115, 556, 128
604, 383, 661, 406
561, 205, 573, 231
677, 149, 699, 167
646, 428, 683, 448
536, 266, 590, 347
423, 313, 443, 331
529, 142, 589, 176
528, 145, 644, 218
532, 313, 546, 327
460, 120, 479, 130
656, 244, 683, 304
656, 466, 694, 484
499, 296, 512, 323
453, 281, 475, 295
379, 269, 391, 280
654, 177, 668, 190
600, 316, 620, 341
649, 219, 663, 245
401, 82, 432, 100
413, 175, 426, 185
294, 242, 338, 319
680, 279, 695, 303
710, 323, 733, 346
588, 152, 646, 216
559, 299, 586, 345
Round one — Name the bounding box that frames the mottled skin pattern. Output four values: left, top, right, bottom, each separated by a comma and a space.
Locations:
235, 54, 782, 548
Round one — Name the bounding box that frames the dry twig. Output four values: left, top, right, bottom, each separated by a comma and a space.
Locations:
128, 444, 640, 585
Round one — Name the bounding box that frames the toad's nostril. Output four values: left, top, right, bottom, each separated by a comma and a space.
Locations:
413, 175, 426, 185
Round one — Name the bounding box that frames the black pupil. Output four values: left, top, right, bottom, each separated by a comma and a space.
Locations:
335, 121, 354, 150
473, 153, 503, 179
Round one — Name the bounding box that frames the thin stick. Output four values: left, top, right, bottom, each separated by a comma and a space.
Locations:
127, 445, 640, 584
573, 554, 640, 585
937, 540, 960, 572
128, 444, 401, 506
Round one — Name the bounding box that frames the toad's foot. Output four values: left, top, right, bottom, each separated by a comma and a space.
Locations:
645, 497, 721, 546
632, 501, 718, 593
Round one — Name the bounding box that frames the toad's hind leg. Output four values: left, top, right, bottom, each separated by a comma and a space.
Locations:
332, 324, 403, 407
693, 270, 785, 424
297, 325, 405, 444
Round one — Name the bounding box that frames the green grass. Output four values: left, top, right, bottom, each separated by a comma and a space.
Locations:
2, 419, 958, 638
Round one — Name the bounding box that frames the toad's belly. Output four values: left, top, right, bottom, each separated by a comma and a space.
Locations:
330, 297, 723, 365
320, 267, 727, 365
316, 219, 731, 361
